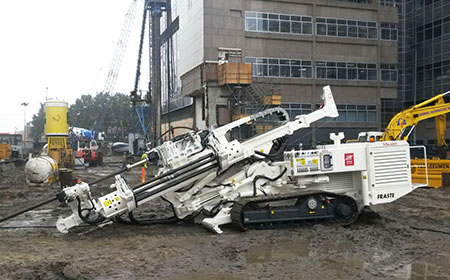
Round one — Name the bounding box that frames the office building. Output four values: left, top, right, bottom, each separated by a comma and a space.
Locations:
162, 0, 399, 144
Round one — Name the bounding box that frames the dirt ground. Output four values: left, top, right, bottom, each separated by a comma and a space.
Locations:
0, 156, 450, 280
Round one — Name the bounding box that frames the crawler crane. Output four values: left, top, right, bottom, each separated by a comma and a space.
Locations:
0, 86, 426, 233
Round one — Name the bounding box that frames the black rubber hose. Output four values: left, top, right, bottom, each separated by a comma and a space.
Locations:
88, 167, 128, 186
114, 196, 179, 226
0, 196, 58, 223
252, 167, 288, 196
0, 165, 130, 224
128, 212, 179, 225
410, 225, 450, 235
115, 213, 178, 225
76, 197, 105, 226
254, 138, 288, 159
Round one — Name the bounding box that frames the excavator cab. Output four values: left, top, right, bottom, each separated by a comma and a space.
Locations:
356, 131, 383, 142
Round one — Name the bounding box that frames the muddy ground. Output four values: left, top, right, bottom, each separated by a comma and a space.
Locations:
0, 156, 449, 280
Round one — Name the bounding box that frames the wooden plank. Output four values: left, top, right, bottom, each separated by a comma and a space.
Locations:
217, 62, 252, 86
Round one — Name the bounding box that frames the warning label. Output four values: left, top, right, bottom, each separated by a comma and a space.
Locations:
345, 153, 354, 166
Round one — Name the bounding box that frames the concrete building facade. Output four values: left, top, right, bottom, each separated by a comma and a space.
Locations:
163, 0, 399, 144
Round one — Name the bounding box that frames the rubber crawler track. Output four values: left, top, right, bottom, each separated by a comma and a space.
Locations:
231, 191, 359, 231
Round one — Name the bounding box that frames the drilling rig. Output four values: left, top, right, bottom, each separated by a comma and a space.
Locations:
0, 86, 427, 234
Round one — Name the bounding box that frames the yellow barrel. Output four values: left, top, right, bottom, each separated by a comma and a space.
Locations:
45, 100, 69, 136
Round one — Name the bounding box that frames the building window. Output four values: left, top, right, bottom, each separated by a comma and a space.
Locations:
281, 103, 312, 119
334, 104, 377, 122
417, 59, 450, 81
380, 0, 400, 7
414, 0, 440, 9
334, 0, 373, 4
245, 11, 313, 35
316, 17, 377, 40
381, 64, 398, 82
315, 104, 376, 122
316, 61, 377, 81
417, 18, 447, 43
380, 22, 398, 41
246, 57, 313, 79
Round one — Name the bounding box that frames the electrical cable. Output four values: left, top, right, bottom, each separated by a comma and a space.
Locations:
157, 126, 196, 142
410, 225, 450, 235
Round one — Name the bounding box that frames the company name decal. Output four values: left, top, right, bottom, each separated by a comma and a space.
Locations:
377, 193, 394, 199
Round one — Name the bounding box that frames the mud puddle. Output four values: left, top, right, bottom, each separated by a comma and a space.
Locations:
246, 238, 310, 264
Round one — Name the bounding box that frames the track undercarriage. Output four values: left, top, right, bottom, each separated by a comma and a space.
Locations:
231, 192, 359, 230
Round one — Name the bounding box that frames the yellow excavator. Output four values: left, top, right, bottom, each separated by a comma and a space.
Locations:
356, 90, 450, 187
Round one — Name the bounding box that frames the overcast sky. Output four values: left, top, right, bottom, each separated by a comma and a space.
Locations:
0, 0, 148, 134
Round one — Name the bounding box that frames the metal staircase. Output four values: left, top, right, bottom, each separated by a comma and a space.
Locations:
229, 83, 282, 140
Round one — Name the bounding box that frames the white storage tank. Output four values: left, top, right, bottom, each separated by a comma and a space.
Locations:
24, 155, 58, 186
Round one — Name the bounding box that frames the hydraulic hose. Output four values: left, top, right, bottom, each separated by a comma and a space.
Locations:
252, 167, 288, 196
76, 197, 105, 225
254, 138, 288, 159
127, 212, 179, 225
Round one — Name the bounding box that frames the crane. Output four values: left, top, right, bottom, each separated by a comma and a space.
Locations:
103, 0, 138, 94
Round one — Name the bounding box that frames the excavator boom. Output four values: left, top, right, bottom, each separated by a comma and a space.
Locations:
380, 90, 450, 145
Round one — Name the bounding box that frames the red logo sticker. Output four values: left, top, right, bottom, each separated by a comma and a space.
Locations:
345, 153, 354, 166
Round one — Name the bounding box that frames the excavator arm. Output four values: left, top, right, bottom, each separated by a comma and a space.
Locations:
381, 90, 450, 147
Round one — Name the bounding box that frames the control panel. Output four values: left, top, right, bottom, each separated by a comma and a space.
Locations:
284, 150, 333, 175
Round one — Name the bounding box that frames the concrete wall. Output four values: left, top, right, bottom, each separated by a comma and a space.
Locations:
178, 0, 204, 76
161, 106, 194, 139
203, 0, 245, 61
177, 0, 399, 132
